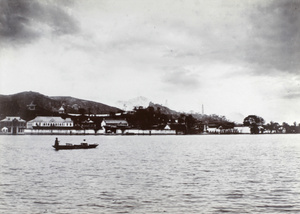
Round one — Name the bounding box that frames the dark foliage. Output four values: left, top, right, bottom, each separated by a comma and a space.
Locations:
0, 91, 121, 121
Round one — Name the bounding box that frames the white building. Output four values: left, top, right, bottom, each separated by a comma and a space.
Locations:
101, 119, 129, 134
26, 116, 73, 129
0, 116, 26, 135
25, 116, 74, 134
234, 126, 251, 134
58, 106, 65, 114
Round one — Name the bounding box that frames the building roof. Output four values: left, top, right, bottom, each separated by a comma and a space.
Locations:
1, 117, 26, 122
104, 119, 127, 123
27, 116, 72, 123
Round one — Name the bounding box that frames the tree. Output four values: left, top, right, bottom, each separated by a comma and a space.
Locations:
273, 122, 280, 133
243, 115, 265, 134
78, 108, 85, 116
264, 121, 280, 133
178, 114, 186, 124
282, 122, 291, 133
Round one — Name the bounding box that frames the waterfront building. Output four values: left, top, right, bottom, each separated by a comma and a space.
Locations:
149, 124, 176, 135
25, 116, 74, 134
26, 116, 73, 129
123, 124, 177, 135
101, 119, 129, 134
0, 116, 27, 135
234, 125, 251, 134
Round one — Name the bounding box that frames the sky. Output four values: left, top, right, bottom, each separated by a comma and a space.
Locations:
0, 0, 300, 124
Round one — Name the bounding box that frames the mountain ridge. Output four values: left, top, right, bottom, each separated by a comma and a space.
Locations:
0, 91, 236, 124
0, 91, 121, 121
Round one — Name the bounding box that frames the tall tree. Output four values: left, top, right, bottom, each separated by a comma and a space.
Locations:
243, 115, 265, 134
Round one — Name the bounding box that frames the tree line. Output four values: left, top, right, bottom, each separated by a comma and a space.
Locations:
243, 115, 300, 134
113, 106, 235, 134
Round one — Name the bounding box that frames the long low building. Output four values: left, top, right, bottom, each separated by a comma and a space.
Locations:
123, 129, 176, 135
25, 116, 104, 135
26, 116, 74, 129
25, 116, 75, 134
101, 119, 129, 134
14, 115, 182, 135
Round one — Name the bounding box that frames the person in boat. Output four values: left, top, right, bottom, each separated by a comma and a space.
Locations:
82, 139, 87, 145
55, 138, 59, 147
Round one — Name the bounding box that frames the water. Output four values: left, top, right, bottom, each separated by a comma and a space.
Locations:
1, 134, 300, 214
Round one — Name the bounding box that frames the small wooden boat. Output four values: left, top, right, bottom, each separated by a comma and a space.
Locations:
53, 142, 98, 150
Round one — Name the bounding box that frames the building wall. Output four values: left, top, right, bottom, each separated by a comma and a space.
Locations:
124, 129, 176, 135
235, 126, 251, 134
24, 129, 104, 135
101, 120, 128, 127
26, 117, 73, 129
0, 117, 26, 135
31, 122, 73, 127
207, 126, 251, 134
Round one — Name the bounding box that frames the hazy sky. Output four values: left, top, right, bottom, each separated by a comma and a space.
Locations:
0, 0, 299, 123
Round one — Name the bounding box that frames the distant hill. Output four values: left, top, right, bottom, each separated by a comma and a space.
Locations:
148, 102, 235, 125
0, 91, 121, 121
0, 91, 234, 124
115, 96, 150, 111
115, 96, 182, 117
148, 102, 181, 118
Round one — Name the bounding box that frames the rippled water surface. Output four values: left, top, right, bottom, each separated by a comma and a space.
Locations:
1, 135, 300, 213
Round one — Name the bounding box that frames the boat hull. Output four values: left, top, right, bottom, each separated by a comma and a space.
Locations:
53, 144, 98, 150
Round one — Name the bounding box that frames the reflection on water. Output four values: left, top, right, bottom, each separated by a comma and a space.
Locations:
1, 135, 300, 213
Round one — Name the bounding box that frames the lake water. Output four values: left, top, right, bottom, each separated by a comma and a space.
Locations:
1, 134, 300, 214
